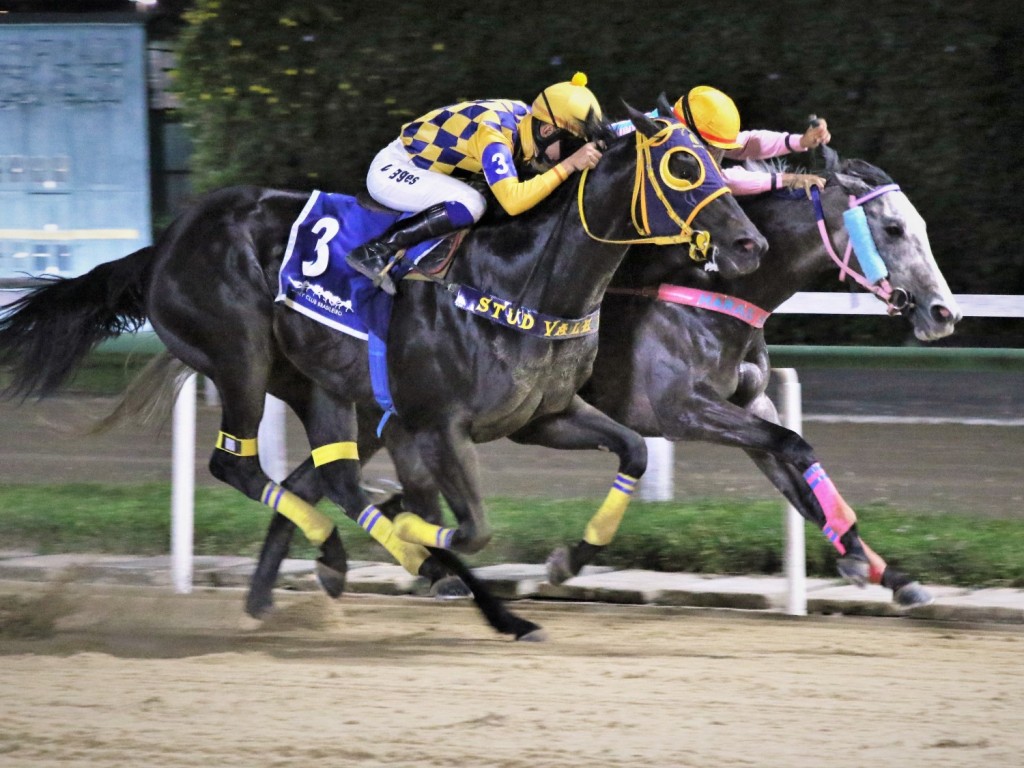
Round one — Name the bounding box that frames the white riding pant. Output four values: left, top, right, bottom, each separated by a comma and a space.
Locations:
365, 140, 487, 222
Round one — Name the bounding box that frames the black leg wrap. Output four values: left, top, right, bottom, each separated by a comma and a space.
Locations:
835, 524, 870, 586
569, 541, 603, 573
880, 566, 912, 592
546, 540, 603, 585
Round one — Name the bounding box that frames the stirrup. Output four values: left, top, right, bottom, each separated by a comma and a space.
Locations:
346, 245, 397, 295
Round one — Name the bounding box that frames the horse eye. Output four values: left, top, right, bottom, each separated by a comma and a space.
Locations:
882, 219, 904, 238
670, 154, 701, 183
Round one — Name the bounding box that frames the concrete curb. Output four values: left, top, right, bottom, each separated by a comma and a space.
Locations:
1, 551, 1022, 624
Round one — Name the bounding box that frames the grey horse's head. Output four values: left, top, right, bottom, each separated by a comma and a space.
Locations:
822, 146, 961, 341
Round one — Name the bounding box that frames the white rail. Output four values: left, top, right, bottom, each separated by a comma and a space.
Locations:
776, 292, 1024, 317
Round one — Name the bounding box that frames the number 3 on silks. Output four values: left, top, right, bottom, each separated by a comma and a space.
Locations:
303, 216, 340, 277
483, 144, 516, 186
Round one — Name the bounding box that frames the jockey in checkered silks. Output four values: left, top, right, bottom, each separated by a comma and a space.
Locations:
346, 73, 606, 294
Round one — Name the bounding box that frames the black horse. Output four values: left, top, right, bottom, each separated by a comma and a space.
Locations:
286, 145, 959, 606
0, 109, 766, 637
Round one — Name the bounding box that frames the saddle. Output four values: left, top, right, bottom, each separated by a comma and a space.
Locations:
355, 192, 465, 280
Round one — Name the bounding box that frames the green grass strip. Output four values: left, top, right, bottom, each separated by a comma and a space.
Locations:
2, 484, 1023, 588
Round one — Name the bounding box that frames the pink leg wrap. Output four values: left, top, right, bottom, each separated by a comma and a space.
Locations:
804, 463, 854, 555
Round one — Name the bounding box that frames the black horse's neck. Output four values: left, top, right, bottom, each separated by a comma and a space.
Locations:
452, 131, 644, 319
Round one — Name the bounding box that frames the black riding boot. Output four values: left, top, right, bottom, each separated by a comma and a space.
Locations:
346, 203, 460, 295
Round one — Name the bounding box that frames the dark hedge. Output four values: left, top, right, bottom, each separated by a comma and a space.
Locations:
173, 0, 1023, 345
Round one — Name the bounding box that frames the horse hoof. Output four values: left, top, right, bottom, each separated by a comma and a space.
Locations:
516, 626, 548, 642
244, 590, 274, 619
431, 575, 471, 600
315, 527, 348, 598
545, 547, 574, 585
314, 562, 346, 599
836, 556, 870, 587
894, 581, 934, 607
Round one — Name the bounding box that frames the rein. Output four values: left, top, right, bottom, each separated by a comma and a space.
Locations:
605, 284, 769, 328
577, 123, 728, 261
810, 183, 911, 315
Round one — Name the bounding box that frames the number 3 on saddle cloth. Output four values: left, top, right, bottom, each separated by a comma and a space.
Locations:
275, 190, 461, 434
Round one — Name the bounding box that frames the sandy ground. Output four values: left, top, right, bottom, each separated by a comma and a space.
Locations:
1, 583, 1023, 768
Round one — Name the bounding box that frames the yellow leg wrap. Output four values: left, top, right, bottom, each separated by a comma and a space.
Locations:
393, 511, 456, 549
261, 482, 334, 546
216, 431, 258, 457
311, 441, 359, 466
583, 473, 638, 546
357, 506, 429, 575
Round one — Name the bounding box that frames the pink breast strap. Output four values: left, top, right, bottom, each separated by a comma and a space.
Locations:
655, 285, 771, 328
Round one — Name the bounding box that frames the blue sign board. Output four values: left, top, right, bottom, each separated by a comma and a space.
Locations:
0, 21, 151, 279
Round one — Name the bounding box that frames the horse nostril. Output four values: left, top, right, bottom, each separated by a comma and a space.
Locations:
736, 237, 760, 253
931, 304, 954, 323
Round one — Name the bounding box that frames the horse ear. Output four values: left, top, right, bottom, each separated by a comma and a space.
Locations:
821, 144, 840, 173
624, 101, 660, 138
656, 92, 674, 119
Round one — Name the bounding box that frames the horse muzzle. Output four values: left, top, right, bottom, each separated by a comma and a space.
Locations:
711, 228, 767, 279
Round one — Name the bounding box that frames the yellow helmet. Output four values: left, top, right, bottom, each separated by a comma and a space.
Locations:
531, 72, 603, 138
672, 85, 743, 150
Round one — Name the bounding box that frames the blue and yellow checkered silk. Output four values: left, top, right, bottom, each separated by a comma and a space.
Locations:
400, 99, 530, 178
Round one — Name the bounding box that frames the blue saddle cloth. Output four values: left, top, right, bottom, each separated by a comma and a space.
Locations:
275, 190, 442, 340
275, 190, 443, 432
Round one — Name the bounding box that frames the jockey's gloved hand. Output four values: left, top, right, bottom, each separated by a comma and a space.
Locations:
561, 142, 604, 173
800, 118, 831, 149
783, 173, 827, 198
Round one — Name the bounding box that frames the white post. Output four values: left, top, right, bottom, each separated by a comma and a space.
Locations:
202, 375, 220, 407
171, 372, 197, 594
258, 394, 288, 483
640, 437, 675, 501
774, 368, 807, 616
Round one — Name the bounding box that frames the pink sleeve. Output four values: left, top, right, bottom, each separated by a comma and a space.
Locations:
724, 129, 804, 161
722, 166, 780, 196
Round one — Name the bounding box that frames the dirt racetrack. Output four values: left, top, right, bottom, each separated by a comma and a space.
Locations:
1, 583, 1023, 768
1, 374, 1022, 766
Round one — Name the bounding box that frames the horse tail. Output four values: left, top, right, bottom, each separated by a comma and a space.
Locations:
0, 245, 154, 398
89, 350, 191, 435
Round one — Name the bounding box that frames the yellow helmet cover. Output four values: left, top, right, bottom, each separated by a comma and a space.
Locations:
673, 85, 743, 150
532, 72, 603, 138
